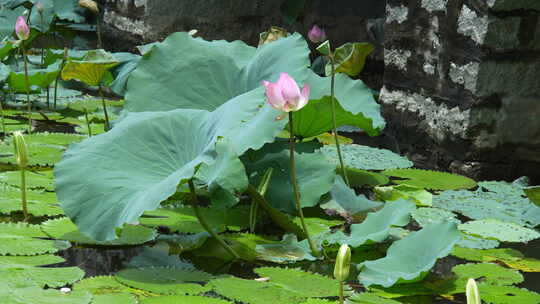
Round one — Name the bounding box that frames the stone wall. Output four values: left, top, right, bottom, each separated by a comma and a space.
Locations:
382, 0, 540, 182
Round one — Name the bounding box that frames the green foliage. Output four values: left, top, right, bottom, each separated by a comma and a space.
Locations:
479, 285, 540, 304
457, 234, 500, 249
19, 132, 86, 147
115, 266, 212, 295
41, 217, 156, 245
255, 267, 340, 297
140, 205, 250, 234
0, 266, 85, 288
248, 149, 336, 212
524, 186, 540, 207
382, 169, 477, 190
7, 63, 60, 92
0, 136, 65, 166
74, 275, 144, 304
124, 244, 195, 269
451, 247, 540, 272
358, 222, 460, 287
323, 175, 382, 217
452, 263, 524, 287
0, 222, 70, 255
411, 207, 460, 227
319, 144, 412, 171
375, 185, 433, 206
459, 219, 540, 242
0, 254, 64, 268
346, 293, 402, 304
322, 200, 415, 247
255, 234, 317, 263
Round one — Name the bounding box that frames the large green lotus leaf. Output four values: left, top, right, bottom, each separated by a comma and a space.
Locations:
358, 222, 460, 288
125, 32, 308, 112
248, 149, 336, 212
301, 72, 384, 136
0, 254, 64, 269
324, 175, 382, 217
62, 50, 120, 86
411, 207, 460, 227
52, 0, 85, 22
255, 234, 316, 263
29, 0, 55, 33
115, 266, 212, 295
525, 186, 540, 207
319, 144, 412, 171
8, 62, 61, 92
55, 88, 286, 240
0, 186, 64, 216
139, 205, 250, 233
383, 169, 477, 190
0, 62, 10, 82
459, 219, 540, 242
192, 232, 278, 262
457, 233, 500, 249
110, 53, 141, 96
433, 182, 540, 227
0, 287, 91, 304
325, 42, 375, 77
0, 266, 84, 288
42, 217, 156, 246
321, 200, 415, 247
141, 295, 232, 304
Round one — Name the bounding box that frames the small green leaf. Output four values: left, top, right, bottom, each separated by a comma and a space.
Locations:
326, 42, 375, 77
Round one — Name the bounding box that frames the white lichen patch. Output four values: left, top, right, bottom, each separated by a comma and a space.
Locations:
103, 10, 150, 37
449, 62, 480, 92
421, 0, 448, 12
380, 87, 470, 142
457, 5, 489, 44
423, 63, 436, 74
385, 49, 412, 71
386, 4, 408, 24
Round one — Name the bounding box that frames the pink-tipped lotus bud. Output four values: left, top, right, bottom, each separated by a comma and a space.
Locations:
261, 73, 310, 112
15, 16, 30, 41
79, 0, 99, 14
308, 25, 327, 43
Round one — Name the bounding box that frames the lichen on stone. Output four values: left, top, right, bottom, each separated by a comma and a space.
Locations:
385, 49, 412, 71
449, 62, 480, 92
386, 4, 408, 24
421, 0, 448, 12
457, 5, 489, 44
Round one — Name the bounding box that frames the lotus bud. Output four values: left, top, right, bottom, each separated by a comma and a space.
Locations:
308, 25, 327, 43
13, 131, 28, 168
79, 0, 99, 14
334, 244, 351, 282
261, 73, 310, 112
466, 278, 481, 304
35, 2, 44, 14
15, 16, 30, 41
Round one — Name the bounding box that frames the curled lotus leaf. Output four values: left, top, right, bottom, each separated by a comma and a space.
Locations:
62, 49, 120, 86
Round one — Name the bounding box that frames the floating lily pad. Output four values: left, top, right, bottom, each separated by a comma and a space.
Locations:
42, 217, 156, 246
459, 219, 540, 243
0, 222, 70, 256
0, 170, 54, 190
0, 254, 65, 269
322, 175, 382, 217
452, 247, 540, 272
376, 184, 433, 206
358, 222, 461, 288
140, 205, 250, 234
0, 137, 65, 166
524, 186, 540, 207
456, 234, 500, 249
382, 169, 477, 190
115, 267, 212, 295
140, 295, 233, 304
319, 144, 413, 171
20, 132, 86, 147
0, 266, 85, 288
0, 186, 64, 216
255, 267, 340, 298
74, 276, 144, 304
479, 285, 540, 304
255, 234, 317, 263
0, 287, 92, 304
411, 207, 460, 227
452, 263, 524, 287
347, 293, 402, 303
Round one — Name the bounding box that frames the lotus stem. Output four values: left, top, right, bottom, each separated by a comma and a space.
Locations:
84, 108, 92, 137
54, 48, 68, 110
0, 91, 5, 134
288, 112, 320, 257
98, 85, 110, 131
188, 179, 240, 260
328, 51, 349, 187
46, 85, 50, 110
21, 46, 32, 133
96, 13, 102, 49
20, 168, 28, 221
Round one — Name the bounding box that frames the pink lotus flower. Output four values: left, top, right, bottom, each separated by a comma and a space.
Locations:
307, 25, 326, 43
262, 73, 310, 112
15, 16, 29, 41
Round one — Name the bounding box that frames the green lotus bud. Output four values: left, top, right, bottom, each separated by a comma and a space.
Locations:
466, 278, 481, 304
334, 244, 351, 282
13, 131, 28, 168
